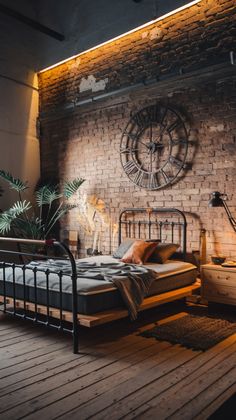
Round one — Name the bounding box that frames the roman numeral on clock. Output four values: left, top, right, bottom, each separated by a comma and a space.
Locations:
133, 169, 145, 186
120, 147, 138, 154
161, 169, 171, 184
123, 131, 138, 141
148, 172, 159, 189
146, 104, 161, 123
160, 107, 168, 126
171, 138, 187, 146
132, 111, 148, 128
169, 156, 183, 168
123, 160, 138, 175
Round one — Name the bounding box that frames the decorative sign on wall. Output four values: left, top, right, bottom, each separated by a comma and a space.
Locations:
120, 104, 189, 190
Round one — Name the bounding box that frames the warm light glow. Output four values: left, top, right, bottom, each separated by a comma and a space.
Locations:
39, 0, 202, 73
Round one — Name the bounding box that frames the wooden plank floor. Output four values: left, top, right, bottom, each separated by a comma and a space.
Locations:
0, 302, 235, 420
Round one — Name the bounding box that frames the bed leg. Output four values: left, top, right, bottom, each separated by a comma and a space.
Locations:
59, 243, 79, 354
73, 327, 79, 354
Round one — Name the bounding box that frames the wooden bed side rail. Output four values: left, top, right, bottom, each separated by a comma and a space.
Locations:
77, 280, 200, 327
0, 279, 200, 328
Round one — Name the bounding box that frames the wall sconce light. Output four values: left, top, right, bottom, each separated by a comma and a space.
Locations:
209, 191, 236, 232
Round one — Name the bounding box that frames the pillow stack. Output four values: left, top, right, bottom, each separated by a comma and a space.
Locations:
114, 239, 179, 265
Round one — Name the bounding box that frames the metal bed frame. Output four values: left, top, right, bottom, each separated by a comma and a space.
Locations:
119, 207, 187, 258
0, 237, 79, 353
0, 208, 194, 354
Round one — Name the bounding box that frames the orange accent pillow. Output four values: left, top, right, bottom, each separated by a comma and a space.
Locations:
121, 240, 158, 265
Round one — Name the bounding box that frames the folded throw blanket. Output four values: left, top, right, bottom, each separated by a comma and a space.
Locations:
111, 268, 157, 320
28, 259, 157, 320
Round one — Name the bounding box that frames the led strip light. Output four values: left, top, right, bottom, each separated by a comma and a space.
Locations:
39, 0, 202, 73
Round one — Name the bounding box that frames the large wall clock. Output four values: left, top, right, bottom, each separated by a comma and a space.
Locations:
120, 104, 189, 190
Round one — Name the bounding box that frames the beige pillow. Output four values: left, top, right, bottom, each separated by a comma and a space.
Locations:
148, 243, 180, 263
121, 240, 158, 265
113, 239, 135, 259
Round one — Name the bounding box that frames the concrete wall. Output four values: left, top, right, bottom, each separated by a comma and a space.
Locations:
0, 0, 40, 209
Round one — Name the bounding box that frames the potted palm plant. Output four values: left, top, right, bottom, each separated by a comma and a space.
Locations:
0, 170, 85, 240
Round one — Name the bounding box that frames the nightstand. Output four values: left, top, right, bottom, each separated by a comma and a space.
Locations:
201, 264, 236, 306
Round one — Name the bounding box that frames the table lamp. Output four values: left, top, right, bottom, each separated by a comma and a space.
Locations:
209, 191, 236, 232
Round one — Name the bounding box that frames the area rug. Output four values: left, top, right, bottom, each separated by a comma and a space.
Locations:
141, 313, 236, 351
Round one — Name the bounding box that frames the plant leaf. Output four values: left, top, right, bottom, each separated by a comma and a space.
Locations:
35, 185, 62, 206
47, 203, 77, 228
10, 200, 32, 215
62, 204, 77, 213
63, 178, 85, 199
0, 170, 28, 192
15, 218, 44, 239
45, 204, 77, 237
0, 200, 31, 234
0, 213, 13, 233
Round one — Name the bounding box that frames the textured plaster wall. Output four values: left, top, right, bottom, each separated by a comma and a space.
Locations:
0, 0, 40, 209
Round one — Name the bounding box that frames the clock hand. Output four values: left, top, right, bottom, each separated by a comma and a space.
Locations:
134, 138, 150, 148
159, 123, 167, 137
138, 150, 153, 168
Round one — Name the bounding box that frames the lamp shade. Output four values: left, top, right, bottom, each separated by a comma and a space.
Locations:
208, 191, 224, 207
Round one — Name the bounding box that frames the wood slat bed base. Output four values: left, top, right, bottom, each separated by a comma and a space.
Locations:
0, 280, 200, 328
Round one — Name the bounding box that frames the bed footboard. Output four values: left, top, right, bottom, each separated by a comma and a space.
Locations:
0, 237, 79, 354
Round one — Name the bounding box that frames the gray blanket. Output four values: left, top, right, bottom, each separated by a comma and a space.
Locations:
28, 259, 157, 320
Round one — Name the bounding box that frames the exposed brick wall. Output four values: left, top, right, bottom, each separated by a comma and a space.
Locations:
38, 0, 236, 260
39, 0, 236, 115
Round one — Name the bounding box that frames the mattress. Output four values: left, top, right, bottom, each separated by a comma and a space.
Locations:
0, 256, 198, 315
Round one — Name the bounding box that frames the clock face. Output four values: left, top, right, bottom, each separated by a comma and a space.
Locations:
120, 104, 189, 190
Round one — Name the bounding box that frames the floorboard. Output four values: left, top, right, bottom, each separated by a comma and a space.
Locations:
195, 386, 236, 420
0, 302, 235, 420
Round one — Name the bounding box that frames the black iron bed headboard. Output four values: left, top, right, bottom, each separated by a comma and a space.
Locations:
118, 207, 187, 258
